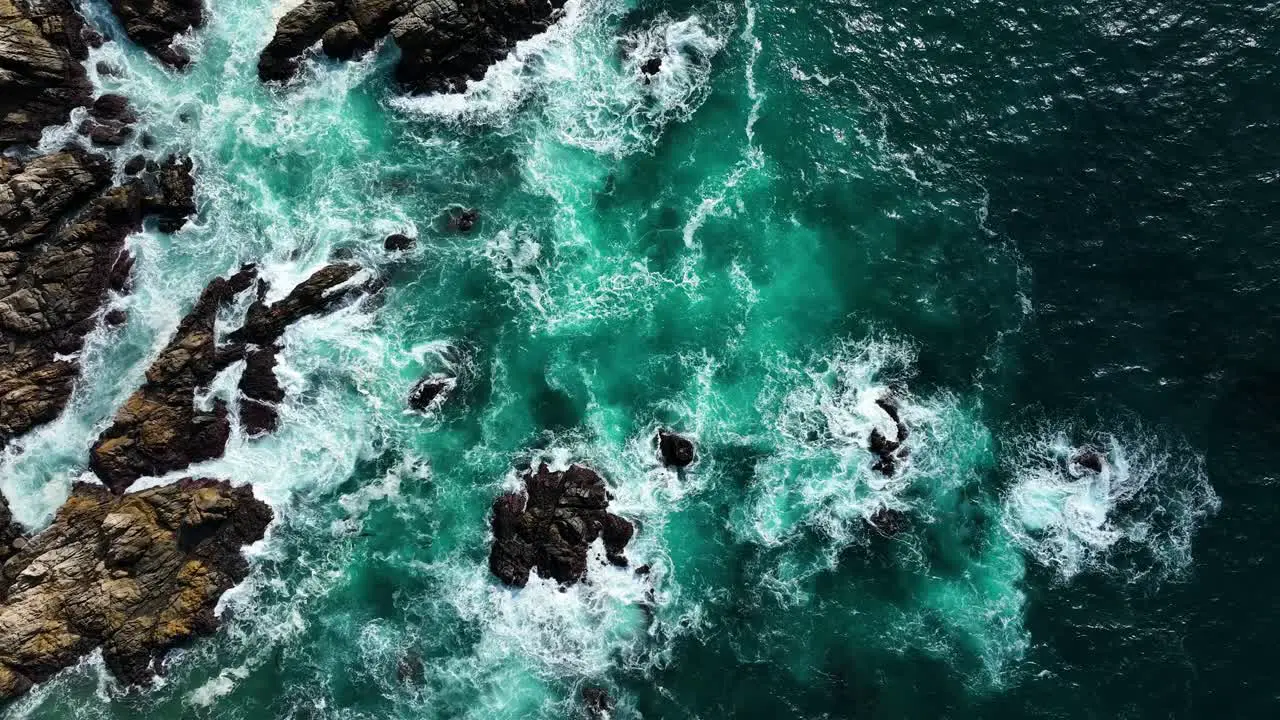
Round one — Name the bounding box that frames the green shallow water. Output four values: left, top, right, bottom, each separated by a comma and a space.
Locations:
3, 0, 1277, 716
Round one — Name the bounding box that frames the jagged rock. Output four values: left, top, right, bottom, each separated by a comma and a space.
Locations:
489, 463, 635, 587
104, 308, 126, 327
384, 232, 414, 252
259, 0, 567, 95
0, 478, 271, 699
657, 429, 695, 467
89, 265, 258, 493
640, 56, 661, 76
227, 263, 361, 346
108, 0, 201, 67
0, 493, 26, 565
0, 0, 94, 147
396, 650, 423, 684
407, 373, 449, 412
868, 395, 909, 476
95, 60, 119, 76
0, 151, 199, 448
90, 263, 365, 491
77, 92, 140, 145
582, 686, 615, 718
238, 345, 283, 436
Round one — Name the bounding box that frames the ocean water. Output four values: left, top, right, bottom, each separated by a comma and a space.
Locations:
2, 0, 1277, 716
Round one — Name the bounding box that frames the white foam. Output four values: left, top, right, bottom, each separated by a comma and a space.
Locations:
1000, 423, 1220, 580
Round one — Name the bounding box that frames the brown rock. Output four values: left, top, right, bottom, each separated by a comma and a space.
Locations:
238, 345, 283, 436
0, 478, 271, 699
0, 0, 94, 148
108, 0, 202, 67
1, 151, 199, 449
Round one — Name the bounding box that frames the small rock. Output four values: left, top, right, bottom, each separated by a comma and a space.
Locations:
384, 233, 415, 252
141, 133, 156, 149
456, 208, 478, 232
396, 651, 424, 683
641, 56, 662, 75
657, 429, 695, 467
96, 61, 120, 76
1072, 449, 1105, 474
104, 309, 127, 327
123, 155, 146, 175
91, 94, 136, 122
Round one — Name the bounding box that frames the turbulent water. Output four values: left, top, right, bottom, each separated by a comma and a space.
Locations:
4, 0, 1279, 716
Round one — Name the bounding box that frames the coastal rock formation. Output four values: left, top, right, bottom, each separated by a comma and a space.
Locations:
78, 92, 138, 146
0, 494, 26, 565
0, 478, 271, 699
407, 372, 450, 412
238, 345, 283, 436
0, 151, 198, 448
489, 463, 634, 587
581, 686, 615, 718
258, 0, 567, 94
89, 265, 258, 493
868, 395, 909, 476
108, 0, 202, 67
867, 507, 907, 537
0, 0, 94, 147
657, 429, 695, 467
90, 263, 363, 492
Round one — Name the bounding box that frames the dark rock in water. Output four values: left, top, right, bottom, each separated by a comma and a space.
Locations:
634, 564, 651, 576
0, 0, 95, 148
91, 93, 136, 121
0, 493, 26, 566
104, 309, 127, 327
92, 263, 366, 492
95, 60, 120, 76
408, 374, 449, 412
259, 0, 568, 95
396, 650, 423, 684
581, 686, 615, 718
868, 394, 910, 476
641, 56, 662, 76
1072, 449, 1105, 473
0, 478, 272, 699
123, 155, 146, 175
657, 429, 695, 467
239, 345, 284, 437
867, 507, 907, 537
141, 132, 156, 149
0, 152, 201, 449
384, 233, 415, 252
489, 463, 635, 587
456, 208, 478, 232
108, 0, 203, 67
79, 93, 139, 146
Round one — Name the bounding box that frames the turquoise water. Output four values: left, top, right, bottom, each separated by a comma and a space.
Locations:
4, 0, 1277, 716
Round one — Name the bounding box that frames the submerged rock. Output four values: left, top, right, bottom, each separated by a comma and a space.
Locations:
0, 478, 271, 699
108, 0, 202, 67
489, 463, 635, 587
396, 650, 423, 684
641, 56, 662, 76
407, 373, 450, 412
0, 152, 200, 448
454, 208, 478, 232
657, 429, 695, 467
1072, 448, 1105, 474
0, 0, 95, 147
867, 507, 907, 537
259, 0, 568, 94
581, 686, 615, 718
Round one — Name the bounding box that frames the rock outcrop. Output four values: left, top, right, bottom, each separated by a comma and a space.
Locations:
489, 463, 634, 587
0, 494, 26, 565
0, 478, 271, 699
0, 0, 95, 147
868, 396, 909, 476
77, 92, 138, 146
0, 151, 198, 448
407, 372, 450, 412
90, 263, 363, 492
258, 0, 567, 94
657, 429, 695, 468
238, 345, 283, 437
108, 0, 202, 67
